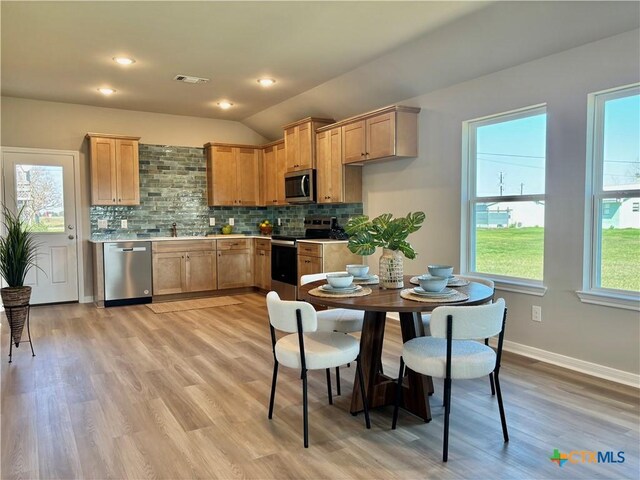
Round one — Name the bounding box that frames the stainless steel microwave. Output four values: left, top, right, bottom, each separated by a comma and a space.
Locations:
284, 169, 316, 203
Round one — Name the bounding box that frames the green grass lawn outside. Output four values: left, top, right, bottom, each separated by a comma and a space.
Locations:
601, 228, 640, 291
27, 216, 65, 233
475, 227, 639, 291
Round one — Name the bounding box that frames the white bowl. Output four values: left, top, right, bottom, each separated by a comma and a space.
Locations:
346, 264, 369, 277
427, 264, 454, 278
417, 274, 448, 292
326, 272, 354, 289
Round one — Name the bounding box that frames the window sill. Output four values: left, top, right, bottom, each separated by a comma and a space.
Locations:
576, 290, 640, 311
493, 278, 547, 297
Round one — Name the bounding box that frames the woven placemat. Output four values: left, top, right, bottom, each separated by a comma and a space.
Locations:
409, 276, 470, 287
309, 286, 372, 298
400, 288, 469, 303
353, 275, 380, 285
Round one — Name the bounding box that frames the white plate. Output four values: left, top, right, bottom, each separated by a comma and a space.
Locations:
353, 274, 377, 281
412, 287, 456, 297
320, 284, 361, 293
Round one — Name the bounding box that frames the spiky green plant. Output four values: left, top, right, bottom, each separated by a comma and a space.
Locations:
0, 205, 40, 287
345, 211, 426, 259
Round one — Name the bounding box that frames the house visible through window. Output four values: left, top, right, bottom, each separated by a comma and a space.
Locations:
463, 105, 547, 282
585, 84, 639, 294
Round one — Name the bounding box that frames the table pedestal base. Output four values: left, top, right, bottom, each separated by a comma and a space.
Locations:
350, 311, 432, 422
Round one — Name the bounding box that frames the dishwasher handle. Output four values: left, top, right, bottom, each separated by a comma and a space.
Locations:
114, 246, 147, 253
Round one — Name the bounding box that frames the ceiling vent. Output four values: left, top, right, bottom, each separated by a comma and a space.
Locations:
173, 74, 210, 84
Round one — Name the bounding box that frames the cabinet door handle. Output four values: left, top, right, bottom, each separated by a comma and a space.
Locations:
113, 198, 116, 202
361, 153, 365, 156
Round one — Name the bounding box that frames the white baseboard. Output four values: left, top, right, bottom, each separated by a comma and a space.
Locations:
81, 296, 94, 304
385, 312, 638, 388
490, 338, 639, 388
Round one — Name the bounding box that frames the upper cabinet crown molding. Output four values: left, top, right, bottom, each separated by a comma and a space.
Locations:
315, 105, 421, 132
87, 133, 141, 206
86, 132, 141, 141
281, 117, 336, 131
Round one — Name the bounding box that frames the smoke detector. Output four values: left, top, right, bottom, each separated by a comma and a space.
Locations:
173, 74, 210, 84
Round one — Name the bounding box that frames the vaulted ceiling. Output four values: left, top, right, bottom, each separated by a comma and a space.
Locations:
2, 1, 639, 140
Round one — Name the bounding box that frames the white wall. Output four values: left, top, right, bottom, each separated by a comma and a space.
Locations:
363, 30, 640, 375
0, 97, 267, 299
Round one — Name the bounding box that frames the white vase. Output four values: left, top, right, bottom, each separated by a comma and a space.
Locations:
379, 248, 404, 289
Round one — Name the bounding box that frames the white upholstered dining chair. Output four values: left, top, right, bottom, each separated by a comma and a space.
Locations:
421, 275, 497, 394
266, 291, 370, 447
300, 272, 365, 395
393, 298, 509, 462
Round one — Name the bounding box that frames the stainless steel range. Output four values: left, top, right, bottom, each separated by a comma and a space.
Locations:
270, 216, 336, 300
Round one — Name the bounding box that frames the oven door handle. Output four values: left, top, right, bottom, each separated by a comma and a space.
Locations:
271, 239, 297, 247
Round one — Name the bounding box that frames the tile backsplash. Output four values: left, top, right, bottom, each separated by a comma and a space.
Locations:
90, 143, 363, 238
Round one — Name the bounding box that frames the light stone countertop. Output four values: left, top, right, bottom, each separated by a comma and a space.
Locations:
89, 234, 271, 243
297, 238, 349, 244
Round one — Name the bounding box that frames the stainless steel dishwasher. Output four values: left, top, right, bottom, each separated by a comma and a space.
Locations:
104, 242, 152, 307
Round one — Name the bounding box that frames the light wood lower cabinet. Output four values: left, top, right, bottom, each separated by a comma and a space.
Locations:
296, 242, 362, 286
152, 240, 217, 295
217, 239, 253, 289
254, 238, 271, 290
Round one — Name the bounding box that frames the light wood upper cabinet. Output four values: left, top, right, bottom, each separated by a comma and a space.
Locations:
339, 106, 420, 165
342, 121, 366, 164
262, 140, 286, 206
205, 143, 261, 206
283, 117, 334, 172
316, 127, 362, 204
237, 147, 260, 206
275, 142, 287, 204
87, 133, 141, 206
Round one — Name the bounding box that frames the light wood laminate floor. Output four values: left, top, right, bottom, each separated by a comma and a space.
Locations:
1, 293, 638, 479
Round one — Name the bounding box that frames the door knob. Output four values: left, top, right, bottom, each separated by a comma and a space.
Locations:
68, 235, 75, 240
68, 225, 74, 230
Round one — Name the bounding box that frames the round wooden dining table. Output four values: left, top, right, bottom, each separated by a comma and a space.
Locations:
298, 275, 494, 422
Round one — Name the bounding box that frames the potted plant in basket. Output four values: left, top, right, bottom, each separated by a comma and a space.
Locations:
345, 211, 425, 289
0, 204, 40, 347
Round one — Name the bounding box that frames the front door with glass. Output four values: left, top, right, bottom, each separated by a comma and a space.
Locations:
1, 148, 79, 304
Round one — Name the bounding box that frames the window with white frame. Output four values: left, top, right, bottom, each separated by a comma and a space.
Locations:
585, 85, 639, 296
463, 105, 547, 282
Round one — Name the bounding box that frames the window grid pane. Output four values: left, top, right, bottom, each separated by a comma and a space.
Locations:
474, 201, 544, 280
591, 86, 640, 293
466, 106, 547, 281
599, 196, 640, 291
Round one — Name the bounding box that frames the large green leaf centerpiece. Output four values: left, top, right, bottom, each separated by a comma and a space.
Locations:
345, 211, 425, 259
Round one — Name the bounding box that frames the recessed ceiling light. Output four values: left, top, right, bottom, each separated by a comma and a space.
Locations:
98, 87, 116, 95
257, 78, 276, 87
217, 101, 233, 110
113, 57, 135, 65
